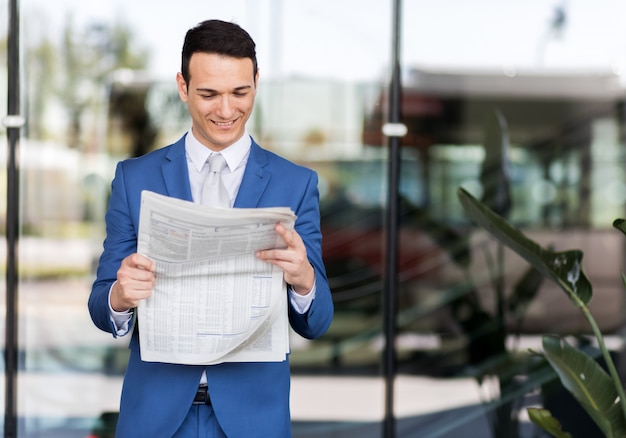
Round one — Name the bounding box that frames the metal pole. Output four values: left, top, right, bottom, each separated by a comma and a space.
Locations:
4, 0, 22, 437
382, 0, 404, 436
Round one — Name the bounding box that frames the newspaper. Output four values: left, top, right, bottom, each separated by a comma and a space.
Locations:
136, 190, 295, 365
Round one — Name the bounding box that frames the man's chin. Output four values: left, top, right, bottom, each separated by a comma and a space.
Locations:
205, 133, 242, 150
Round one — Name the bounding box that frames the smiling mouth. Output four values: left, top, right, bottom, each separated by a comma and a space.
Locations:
212, 120, 236, 127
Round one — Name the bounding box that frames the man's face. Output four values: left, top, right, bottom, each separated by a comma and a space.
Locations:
177, 52, 258, 151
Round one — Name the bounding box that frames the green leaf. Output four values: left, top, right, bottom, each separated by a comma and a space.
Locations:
480, 108, 512, 217
527, 407, 572, 438
541, 336, 626, 437
612, 218, 626, 236
457, 187, 592, 306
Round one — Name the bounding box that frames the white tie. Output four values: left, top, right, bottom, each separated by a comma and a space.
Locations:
201, 154, 230, 208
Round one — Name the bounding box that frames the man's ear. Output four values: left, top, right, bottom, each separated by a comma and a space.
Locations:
176, 72, 188, 102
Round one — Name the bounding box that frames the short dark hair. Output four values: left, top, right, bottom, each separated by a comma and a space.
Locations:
181, 19, 257, 84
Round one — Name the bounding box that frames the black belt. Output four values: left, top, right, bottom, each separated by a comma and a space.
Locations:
192, 385, 211, 405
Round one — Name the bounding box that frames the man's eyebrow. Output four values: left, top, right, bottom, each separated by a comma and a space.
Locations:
195, 85, 253, 93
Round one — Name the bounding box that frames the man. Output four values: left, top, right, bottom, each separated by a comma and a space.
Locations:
88, 19, 334, 437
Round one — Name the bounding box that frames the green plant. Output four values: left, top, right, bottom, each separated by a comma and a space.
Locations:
434, 108, 547, 438
457, 186, 626, 437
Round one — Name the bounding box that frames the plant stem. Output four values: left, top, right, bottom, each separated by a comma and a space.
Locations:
575, 293, 626, 420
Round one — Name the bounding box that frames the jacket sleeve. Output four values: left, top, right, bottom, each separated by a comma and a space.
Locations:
88, 161, 138, 337
287, 171, 334, 339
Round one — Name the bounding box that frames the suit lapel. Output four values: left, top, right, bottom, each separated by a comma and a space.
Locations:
157, 136, 269, 206
161, 137, 193, 202
234, 141, 270, 208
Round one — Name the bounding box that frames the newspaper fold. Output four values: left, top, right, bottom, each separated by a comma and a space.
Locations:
136, 190, 295, 365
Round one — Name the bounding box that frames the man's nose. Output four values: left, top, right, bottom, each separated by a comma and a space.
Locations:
215, 95, 235, 118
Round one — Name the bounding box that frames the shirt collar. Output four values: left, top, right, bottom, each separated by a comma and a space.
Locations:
185, 129, 252, 173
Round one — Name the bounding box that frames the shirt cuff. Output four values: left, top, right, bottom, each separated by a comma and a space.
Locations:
108, 281, 133, 336
288, 281, 316, 314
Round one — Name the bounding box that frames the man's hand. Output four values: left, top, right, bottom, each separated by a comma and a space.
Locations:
110, 253, 156, 312
256, 223, 315, 295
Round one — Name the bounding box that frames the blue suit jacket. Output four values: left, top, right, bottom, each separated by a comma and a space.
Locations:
88, 135, 334, 437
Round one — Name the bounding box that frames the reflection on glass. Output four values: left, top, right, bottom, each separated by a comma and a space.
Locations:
6, 1, 626, 436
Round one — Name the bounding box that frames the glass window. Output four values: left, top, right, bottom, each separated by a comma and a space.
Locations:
5, 1, 626, 437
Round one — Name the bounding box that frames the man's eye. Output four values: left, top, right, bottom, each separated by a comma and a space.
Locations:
200, 94, 215, 99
